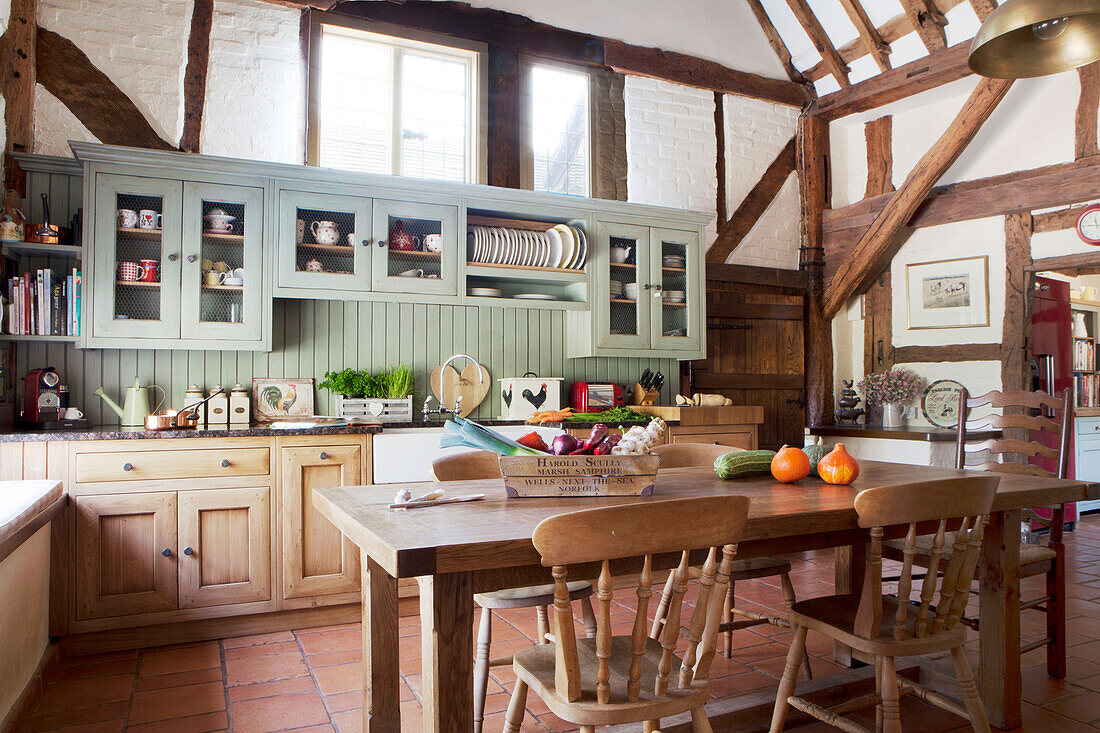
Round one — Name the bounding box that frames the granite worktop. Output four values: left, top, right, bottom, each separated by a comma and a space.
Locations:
0, 423, 384, 442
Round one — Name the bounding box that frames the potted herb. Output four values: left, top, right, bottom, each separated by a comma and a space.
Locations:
319, 366, 416, 422
857, 368, 923, 428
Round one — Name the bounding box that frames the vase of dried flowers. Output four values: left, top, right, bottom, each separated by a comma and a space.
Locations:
857, 369, 923, 428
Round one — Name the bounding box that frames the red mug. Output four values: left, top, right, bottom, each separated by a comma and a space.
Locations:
139, 259, 159, 282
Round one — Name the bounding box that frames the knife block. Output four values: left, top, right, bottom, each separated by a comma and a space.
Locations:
629, 382, 659, 406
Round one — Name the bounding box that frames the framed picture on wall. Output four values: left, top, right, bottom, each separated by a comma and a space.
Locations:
905, 256, 989, 329
252, 378, 315, 422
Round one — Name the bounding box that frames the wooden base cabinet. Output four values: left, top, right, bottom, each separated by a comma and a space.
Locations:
279, 438, 367, 607
74, 487, 274, 622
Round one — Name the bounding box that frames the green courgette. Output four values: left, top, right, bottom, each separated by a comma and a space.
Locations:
714, 450, 777, 479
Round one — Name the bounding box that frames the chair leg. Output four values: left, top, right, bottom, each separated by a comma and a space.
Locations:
780, 570, 813, 680
643, 720, 660, 732
880, 656, 901, 733
768, 624, 807, 733
503, 678, 529, 733
650, 572, 676, 640
581, 595, 598, 639
1047, 545, 1067, 679
536, 604, 550, 644
691, 706, 714, 732
951, 645, 991, 733
874, 655, 883, 733
724, 580, 735, 657
580, 727, 596, 733
473, 607, 492, 733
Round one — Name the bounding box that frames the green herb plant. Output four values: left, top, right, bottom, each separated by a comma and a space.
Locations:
319, 365, 416, 400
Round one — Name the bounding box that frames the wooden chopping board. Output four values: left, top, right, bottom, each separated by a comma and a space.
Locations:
429, 362, 490, 417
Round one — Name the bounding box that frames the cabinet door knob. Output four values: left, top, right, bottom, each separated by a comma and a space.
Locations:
187, 254, 197, 263
183, 547, 194, 556
319, 451, 329, 460
162, 548, 172, 557
377, 240, 387, 248
123, 462, 133, 471
167, 253, 179, 262
643, 283, 652, 290
220, 459, 230, 467
362, 239, 370, 247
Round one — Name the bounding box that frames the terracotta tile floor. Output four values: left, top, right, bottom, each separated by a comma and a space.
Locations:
22, 514, 1100, 732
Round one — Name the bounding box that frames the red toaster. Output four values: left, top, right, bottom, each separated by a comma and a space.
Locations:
570, 382, 625, 413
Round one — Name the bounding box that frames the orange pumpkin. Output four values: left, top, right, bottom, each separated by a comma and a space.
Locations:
817, 443, 860, 485
771, 445, 810, 483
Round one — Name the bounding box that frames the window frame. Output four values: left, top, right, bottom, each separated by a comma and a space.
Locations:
521, 56, 597, 198
306, 12, 489, 184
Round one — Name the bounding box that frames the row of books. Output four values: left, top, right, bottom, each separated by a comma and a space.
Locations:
1074, 338, 1097, 372
1076, 372, 1100, 408
4, 268, 81, 337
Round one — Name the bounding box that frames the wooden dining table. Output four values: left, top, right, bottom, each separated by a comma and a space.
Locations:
313, 460, 1094, 732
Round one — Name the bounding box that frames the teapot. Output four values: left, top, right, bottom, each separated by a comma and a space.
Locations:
388, 220, 419, 251
94, 377, 165, 427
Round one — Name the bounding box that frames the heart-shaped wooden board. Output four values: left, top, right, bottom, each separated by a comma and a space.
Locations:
429, 362, 490, 417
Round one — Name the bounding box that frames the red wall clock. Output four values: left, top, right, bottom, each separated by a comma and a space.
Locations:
1077, 204, 1100, 245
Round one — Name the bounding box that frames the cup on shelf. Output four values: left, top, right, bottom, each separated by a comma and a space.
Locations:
204, 270, 227, 287
138, 210, 162, 230
139, 258, 159, 282
118, 261, 143, 282
623, 282, 639, 301
423, 233, 444, 253
117, 209, 139, 229
62, 407, 84, 420
398, 269, 425, 278
296, 219, 305, 244
231, 268, 245, 281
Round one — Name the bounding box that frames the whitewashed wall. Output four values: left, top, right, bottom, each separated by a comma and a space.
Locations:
828, 68, 1095, 414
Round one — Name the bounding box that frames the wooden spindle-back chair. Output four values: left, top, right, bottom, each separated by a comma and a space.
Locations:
431, 451, 597, 733
648, 443, 813, 678
503, 495, 752, 732
884, 387, 1071, 678
771, 475, 1000, 733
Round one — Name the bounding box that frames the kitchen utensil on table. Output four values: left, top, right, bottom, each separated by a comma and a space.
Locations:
430, 356, 490, 417
93, 377, 165, 427
388, 494, 485, 510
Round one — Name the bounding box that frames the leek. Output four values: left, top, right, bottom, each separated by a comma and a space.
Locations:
439, 416, 544, 456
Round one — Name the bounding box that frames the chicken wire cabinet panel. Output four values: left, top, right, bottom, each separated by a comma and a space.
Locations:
277, 189, 372, 294
649, 227, 703, 353
87, 172, 270, 350
371, 199, 459, 296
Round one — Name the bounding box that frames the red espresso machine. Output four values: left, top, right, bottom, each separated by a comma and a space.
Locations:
1030, 276, 1077, 525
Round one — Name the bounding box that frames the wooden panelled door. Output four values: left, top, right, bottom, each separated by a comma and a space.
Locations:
687, 275, 806, 451
177, 487, 272, 609
75, 493, 178, 620
280, 443, 363, 603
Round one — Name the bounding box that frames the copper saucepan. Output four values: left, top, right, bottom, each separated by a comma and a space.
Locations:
143, 388, 223, 431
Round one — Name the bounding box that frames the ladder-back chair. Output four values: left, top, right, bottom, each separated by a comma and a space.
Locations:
503, 495, 752, 732
430, 451, 597, 733
771, 474, 1000, 733
648, 443, 813, 679
883, 387, 1071, 679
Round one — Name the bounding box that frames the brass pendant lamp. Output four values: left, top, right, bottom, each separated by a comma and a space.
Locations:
968, 0, 1100, 78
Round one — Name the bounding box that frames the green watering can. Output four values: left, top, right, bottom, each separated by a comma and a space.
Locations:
94, 377, 165, 427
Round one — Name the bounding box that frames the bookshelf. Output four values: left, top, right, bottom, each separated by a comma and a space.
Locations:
1, 238, 83, 342
1073, 304, 1100, 408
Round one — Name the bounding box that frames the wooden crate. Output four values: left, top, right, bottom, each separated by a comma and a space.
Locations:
334, 396, 413, 423
499, 454, 660, 498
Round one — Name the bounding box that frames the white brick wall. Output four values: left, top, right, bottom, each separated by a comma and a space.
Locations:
34, 87, 96, 158
624, 76, 718, 242
201, 0, 304, 163
722, 94, 800, 269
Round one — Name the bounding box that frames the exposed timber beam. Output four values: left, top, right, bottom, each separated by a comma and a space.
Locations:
823, 156, 1100, 272
900, 0, 949, 53
707, 136, 796, 263
864, 116, 894, 197
0, 0, 36, 194
813, 41, 972, 121
487, 46, 521, 189
799, 114, 833, 426
746, 0, 807, 84
1034, 203, 1095, 233
180, 0, 213, 153
603, 41, 812, 108
969, 0, 998, 21
784, 0, 850, 86
1003, 213, 1034, 393
822, 77, 1013, 319
1077, 62, 1099, 160
804, 0, 967, 81
1028, 252, 1100, 276
706, 262, 808, 291
37, 28, 175, 150
715, 92, 727, 224
894, 343, 1000, 362
837, 0, 891, 72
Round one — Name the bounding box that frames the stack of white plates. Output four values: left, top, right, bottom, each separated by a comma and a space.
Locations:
469, 287, 503, 298
467, 224, 587, 270
663, 254, 686, 269
609, 280, 624, 298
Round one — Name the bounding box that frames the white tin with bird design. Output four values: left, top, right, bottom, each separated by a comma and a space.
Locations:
252, 378, 315, 423
498, 374, 563, 421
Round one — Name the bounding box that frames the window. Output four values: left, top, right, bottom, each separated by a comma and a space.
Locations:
311, 24, 481, 183
529, 64, 591, 197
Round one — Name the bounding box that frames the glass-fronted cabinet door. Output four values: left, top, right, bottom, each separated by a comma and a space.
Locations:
370, 199, 459, 296
649, 227, 703, 352
91, 174, 183, 340
180, 182, 264, 343
595, 221, 651, 350
278, 190, 372, 292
